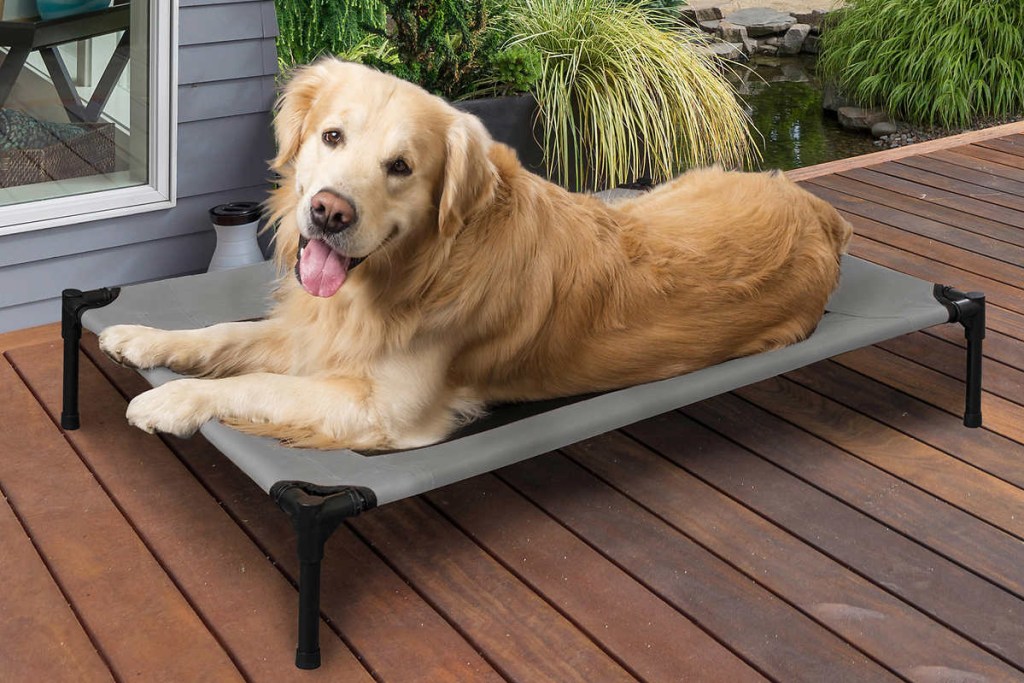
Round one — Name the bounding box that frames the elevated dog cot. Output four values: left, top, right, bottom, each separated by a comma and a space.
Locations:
59, 254, 986, 670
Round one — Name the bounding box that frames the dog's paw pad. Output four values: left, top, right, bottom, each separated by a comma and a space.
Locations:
126, 380, 209, 437
99, 325, 161, 369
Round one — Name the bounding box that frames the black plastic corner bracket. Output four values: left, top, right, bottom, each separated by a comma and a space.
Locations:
933, 285, 986, 428
271, 481, 377, 670
61, 287, 120, 430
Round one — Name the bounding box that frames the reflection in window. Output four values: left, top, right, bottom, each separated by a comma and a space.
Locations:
0, 1, 147, 207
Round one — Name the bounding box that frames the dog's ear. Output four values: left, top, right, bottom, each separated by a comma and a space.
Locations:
271, 63, 328, 171
438, 112, 497, 237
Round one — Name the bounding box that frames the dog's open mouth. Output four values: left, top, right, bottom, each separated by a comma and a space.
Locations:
295, 235, 364, 298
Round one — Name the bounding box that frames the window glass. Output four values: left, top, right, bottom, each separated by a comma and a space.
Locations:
0, 0, 148, 208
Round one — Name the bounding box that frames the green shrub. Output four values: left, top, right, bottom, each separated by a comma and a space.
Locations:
362, 0, 541, 100
506, 0, 753, 189
819, 0, 1024, 128
274, 0, 385, 68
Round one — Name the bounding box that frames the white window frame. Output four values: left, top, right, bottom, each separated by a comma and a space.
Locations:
0, 0, 177, 237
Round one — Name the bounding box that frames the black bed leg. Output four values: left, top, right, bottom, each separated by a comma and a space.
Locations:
60, 287, 119, 430
960, 292, 985, 428
271, 482, 377, 670
934, 286, 985, 428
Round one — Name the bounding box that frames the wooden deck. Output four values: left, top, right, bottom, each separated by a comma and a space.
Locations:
3, 122, 1024, 682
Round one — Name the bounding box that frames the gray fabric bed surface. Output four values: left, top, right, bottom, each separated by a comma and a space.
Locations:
82, 255, 950, 505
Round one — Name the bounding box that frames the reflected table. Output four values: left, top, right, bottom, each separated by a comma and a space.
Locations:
0, 5, 130, 123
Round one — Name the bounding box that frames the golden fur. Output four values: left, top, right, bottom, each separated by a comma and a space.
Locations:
100, 59, 851, 450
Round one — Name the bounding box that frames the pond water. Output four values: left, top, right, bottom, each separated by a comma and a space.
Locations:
731, 55, 880, 172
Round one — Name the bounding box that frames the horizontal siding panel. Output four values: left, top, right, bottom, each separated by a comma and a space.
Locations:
180, 3, 269, 46
179, 39, 278, 85
0, 298, 62, 334
177, 114, 276, 198
178, 76, 276, 123
0, 230, 215, 313
0, 186, 269, 269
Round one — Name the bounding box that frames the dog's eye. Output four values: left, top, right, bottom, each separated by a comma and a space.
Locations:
322, 129, 343, 147
388, 158, 411, 176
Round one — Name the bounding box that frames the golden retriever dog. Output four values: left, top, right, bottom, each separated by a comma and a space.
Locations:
99, 59, 852, 450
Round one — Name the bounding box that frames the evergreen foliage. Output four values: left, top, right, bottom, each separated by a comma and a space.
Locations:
819, 0, 1024, 127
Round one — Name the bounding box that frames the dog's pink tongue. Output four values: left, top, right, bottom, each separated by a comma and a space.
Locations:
299, 238, 349, 297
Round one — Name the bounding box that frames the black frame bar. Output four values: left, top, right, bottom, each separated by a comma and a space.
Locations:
270, 482, 377, 669
60, 286, 120, 429
933, 285, 986, 428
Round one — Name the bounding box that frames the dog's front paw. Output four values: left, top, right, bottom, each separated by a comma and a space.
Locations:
99, 324, 166, 369
126, 379, 212, 437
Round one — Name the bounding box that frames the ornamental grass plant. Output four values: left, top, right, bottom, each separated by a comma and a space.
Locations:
819, 0, 1024, 128
506, 0, 753, 190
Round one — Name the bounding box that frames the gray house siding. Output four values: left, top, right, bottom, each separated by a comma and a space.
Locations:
0, 0, 280, 333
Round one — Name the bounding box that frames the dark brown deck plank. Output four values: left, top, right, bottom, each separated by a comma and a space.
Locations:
924, 148, 1024, 184
428, 475, 765, 682
904, 154, 1024, 197
784, 360, 1024, 488
841, 167, 1024, 228
879, 159, 1024, 210
839, 210, 1024, 285
685, 386, 1024, 597
950, 144, 1024, 172
500, 454, 900, 682
731, 374, 1024, 536
80, 335, 505, 683
846, 235, 1024, 322
977, 137, 1024, 159
624, 408, 1024, 671
9, 341, 375, 681
564, 429, 1024, 680
877, 332, 1024, 406
351, 497, 637, 683
804, 174, 1024, 249
0, 322, 57, 353
834, 344, 1024, 445
0, 358, 245, 682
925, 324, 1024, 371
0, 494, 114, 682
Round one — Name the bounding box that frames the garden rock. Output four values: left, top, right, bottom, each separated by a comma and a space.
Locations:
718, 21, 747, 43
802, 34, 820, 54
822, 83, 859, 112
742, 35, 758, 55
838, 106, 888, 132
723, 8, 796, 37
679, 1, 741, 24
700, 19, 721, 33
704, 41, 746, 62
794, 10, 828, 34
871, 121, 900, 138
779, 24, 810, 56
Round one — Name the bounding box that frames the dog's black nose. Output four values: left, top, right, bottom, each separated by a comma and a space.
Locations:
310, 190, 358, 233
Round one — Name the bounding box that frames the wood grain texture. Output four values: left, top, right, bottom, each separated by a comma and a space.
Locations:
82, 335, 503, 683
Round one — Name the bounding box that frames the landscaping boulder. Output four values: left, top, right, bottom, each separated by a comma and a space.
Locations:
703, 40, 746, 62
779, 24, 811, 56
700, 19, 721, 33
870, 121, 900, 138
794, 9, 828, 34
717, 21, 748, 43
802, 34, 821, 54
822, 83, 859, 112
838, 106, 888, 132
722, 8, 796, 37
679, 1, 741, 25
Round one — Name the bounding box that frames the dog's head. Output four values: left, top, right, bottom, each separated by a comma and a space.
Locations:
271, 59, 498, 297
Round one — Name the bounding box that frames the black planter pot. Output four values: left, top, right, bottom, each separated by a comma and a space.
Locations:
454, 94, 547, 179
